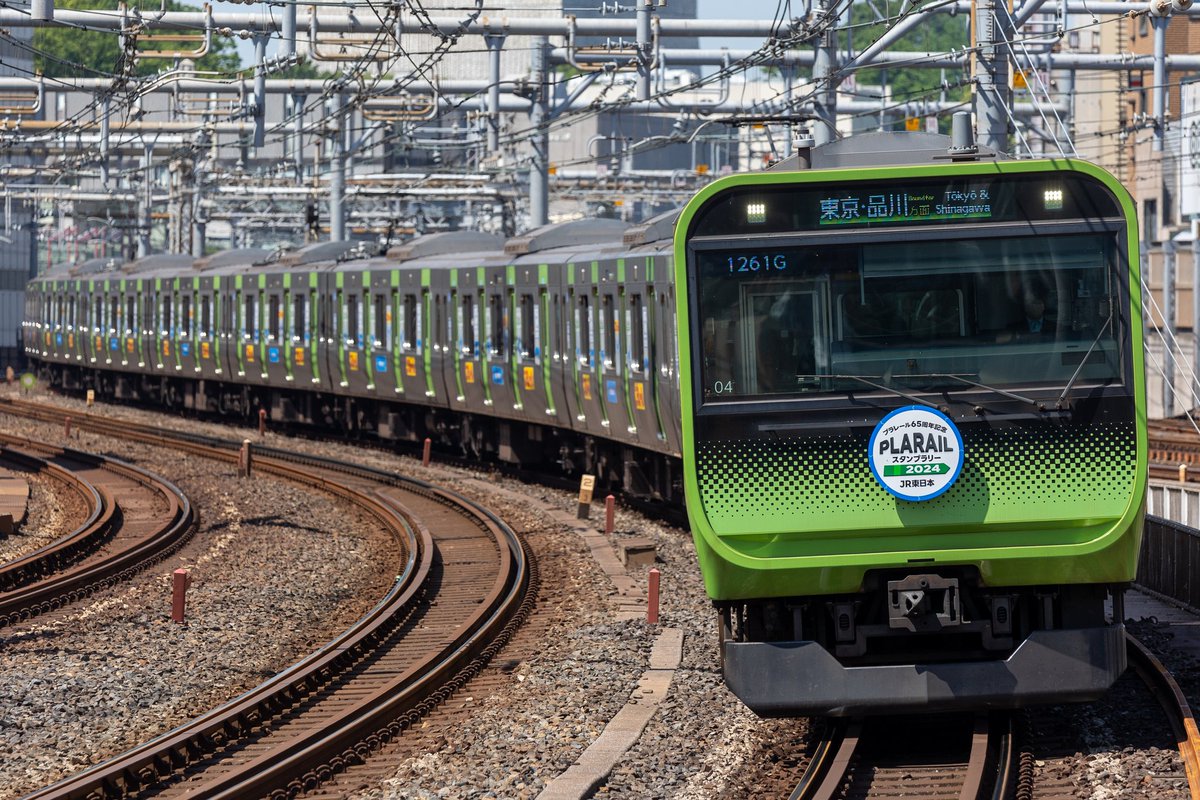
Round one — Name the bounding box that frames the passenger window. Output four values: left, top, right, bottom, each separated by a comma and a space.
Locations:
488, 294, 505, 357
404, 294, 419, 350
519, 293, 536, 359
263, 294, 276, 342
374, 293, 386, 348
201, 296, 211, 338
630, 294, 644, 372
462, 294, 476, 356
602, 294, 615, 369
181, 295, 192, 339
126, 298, 135, 335
578, 294, 591, 367
346, 293, 359, 345
244, 293, 256, 340
293, 293, 305, 341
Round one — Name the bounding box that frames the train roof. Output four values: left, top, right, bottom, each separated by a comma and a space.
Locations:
623, 208, 681, 247
267, 240, 362, 268
57, 256, 124, 278
122, 254, 197, 276
769, 131, 1003, 171
503, 217, 629, 257
194, 248, 273, 271
386, 231, 505, 263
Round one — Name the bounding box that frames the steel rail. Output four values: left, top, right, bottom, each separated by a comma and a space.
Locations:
1126, 634, 1200, 800
788, 714, 1014, 800
3, 400, 536, 800
0, 444, 107, 592
0, 437, 195, 628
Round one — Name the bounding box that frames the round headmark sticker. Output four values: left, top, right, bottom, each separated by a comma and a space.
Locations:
868, 405, 964, 502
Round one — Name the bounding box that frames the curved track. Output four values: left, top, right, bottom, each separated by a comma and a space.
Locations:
0, 433, 195, 627
1, 401, 537, 800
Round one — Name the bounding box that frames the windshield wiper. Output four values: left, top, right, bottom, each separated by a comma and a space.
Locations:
799, 374, 945, 410
1056, 313, 1114, 409
899, 373, 1048, 414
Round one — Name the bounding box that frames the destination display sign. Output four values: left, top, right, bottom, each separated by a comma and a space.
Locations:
686, 173, 1121, 239
818, 187, 992, 226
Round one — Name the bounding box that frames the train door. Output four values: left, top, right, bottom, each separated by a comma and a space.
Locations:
654, 279, 682, 454
336, 270, 371, 395
511, 264, 550, 424
196, 278, 215, 377
598, 272, 634, 443
316, 272, 339, 394
64, 281, 82, 364
454, 269, 486, 410
177, 277, 201, 375
427, 269, 453, 407
118, 280, 133, 368
104, 280, 120, 366
543, 265, 572, 430
216, 276, 235, 380
567, 263, 606, 436
366, 270, 397, 397
291, 272, 320, 389
395, 269, 424, 401
261, 273, 290, 386
625, 279, 660, 449
482, 266, 517, 418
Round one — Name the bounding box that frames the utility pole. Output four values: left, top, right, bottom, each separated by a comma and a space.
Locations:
973, 0, 1013, 152
329, 92, 346, 242
529, 35, 549, 228
811, 0, 838, 145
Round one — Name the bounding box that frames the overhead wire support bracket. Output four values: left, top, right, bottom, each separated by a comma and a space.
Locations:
132, 1, 213, 60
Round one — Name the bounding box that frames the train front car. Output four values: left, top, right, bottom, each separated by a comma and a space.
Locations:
675, 144, 1145, 717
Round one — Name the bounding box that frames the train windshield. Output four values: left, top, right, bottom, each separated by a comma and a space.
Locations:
693, 232, 1123, 403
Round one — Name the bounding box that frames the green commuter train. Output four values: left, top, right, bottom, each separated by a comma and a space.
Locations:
24, 130, 1145, 717
674, 133, 1146, 716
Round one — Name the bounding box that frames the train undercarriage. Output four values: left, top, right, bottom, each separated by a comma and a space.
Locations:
41, 361, 682, 504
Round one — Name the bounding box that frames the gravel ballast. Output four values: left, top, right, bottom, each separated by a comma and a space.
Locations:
1, 387, 1191, 798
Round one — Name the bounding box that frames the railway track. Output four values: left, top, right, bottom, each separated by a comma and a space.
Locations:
782, 632, 1200, 800
0, 433, 195, 627
0, 400, 537, 799
788, 713, 1015, 800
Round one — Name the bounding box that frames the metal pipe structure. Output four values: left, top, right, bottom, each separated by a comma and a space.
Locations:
974, 0, 1013, 152
486, 34, 504, 152
281, 0, 296, 59
253, 34, 267, 148
329, 92, 346, 242
1164, 240, 1177, 417
1153, 14, 1168, 153
529, 35, 549, 228
811, 0, 838, 145
637, 0, 653, 102
1193, 234, 1200, 407
138, 145, 152, 259
5, 6, 1200, 35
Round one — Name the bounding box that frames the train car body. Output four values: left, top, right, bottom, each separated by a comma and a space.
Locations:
675, 134, 1146, 715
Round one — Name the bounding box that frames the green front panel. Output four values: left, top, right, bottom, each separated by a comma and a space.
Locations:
675, 157, 1147, 601
697, 422, 1136, 547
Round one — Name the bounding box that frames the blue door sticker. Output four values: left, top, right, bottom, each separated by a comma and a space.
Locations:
374, 354, 388, 373
267, 346, 280, 364
109, 337, 119, 351
181, 342, 191, 357
491, 365, 505, 385
605, 379, 618, 403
